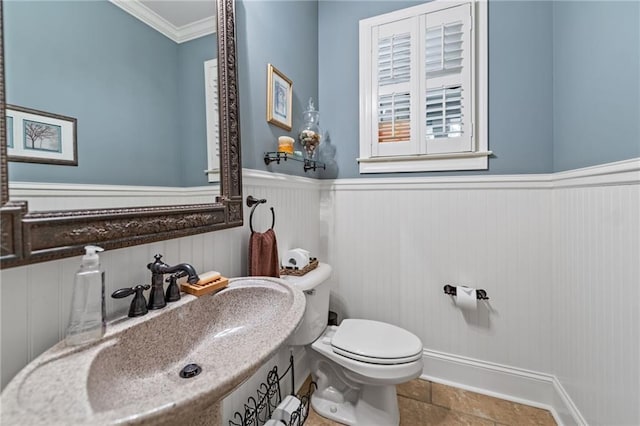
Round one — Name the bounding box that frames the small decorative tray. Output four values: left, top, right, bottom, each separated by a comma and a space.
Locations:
181, 277, 229, 297
280, 258, 318, 276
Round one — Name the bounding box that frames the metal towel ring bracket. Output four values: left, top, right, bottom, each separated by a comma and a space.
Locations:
246, 195, 275, 233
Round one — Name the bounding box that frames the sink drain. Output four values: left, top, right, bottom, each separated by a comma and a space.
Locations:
179, 363, 202, 379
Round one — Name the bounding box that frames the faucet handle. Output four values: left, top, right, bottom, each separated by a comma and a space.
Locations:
148, 254, 167, 271
112, 284, 151, 317
164, 271, 186, 302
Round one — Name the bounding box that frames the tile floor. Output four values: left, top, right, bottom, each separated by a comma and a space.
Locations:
299, 377, 556, 426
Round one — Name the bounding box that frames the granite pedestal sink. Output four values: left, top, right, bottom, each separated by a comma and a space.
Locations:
0, 277, 305, 425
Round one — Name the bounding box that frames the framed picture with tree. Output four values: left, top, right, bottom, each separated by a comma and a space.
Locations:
5, 105, 77, 166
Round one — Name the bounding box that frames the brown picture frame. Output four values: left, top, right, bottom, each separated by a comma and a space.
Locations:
6, 104, 78, 166
266, 63, 293, 131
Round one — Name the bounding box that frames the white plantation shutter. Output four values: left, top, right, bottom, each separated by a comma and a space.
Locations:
423, 4, 472, 154
204, 59, 220, 182
372, 18, 419, 157
425, 20, 464, 75
378, 92, 411, 142
359, 1, 486, 173
425, 86, 463, 139
378, 33, 411, 86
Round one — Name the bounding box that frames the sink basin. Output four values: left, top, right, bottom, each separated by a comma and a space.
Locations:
1, 277, 305, 425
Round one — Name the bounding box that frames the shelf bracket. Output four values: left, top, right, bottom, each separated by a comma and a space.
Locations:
264, 152, 326, 173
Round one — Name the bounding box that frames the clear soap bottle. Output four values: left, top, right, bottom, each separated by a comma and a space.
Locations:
66, 245, 106, 346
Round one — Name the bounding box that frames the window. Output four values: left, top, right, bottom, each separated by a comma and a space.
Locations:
204, 59, 220, 183
359, 0, 489, 173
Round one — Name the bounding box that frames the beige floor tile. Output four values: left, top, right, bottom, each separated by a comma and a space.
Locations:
304, 407, 343, 426
399, 396, 494, 426
297, 375, 554, 426
431, 383, 556, 425
397, 379, 432, 403
298, 374, 316, 397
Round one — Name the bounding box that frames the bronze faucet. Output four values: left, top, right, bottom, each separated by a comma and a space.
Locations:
147, 254, 199, 309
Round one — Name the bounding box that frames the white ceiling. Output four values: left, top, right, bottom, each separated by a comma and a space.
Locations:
139, 0, 216, 27
110, 0, 217, 43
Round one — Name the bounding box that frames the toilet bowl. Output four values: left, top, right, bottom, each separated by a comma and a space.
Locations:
283, 263, 423, 425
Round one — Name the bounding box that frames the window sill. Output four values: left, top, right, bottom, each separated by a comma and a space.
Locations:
357, 151, 492, 173
205, 169, 220, 183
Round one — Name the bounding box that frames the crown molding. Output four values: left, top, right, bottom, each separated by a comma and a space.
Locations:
109, 0, 216, 44
176, 15, 217, 43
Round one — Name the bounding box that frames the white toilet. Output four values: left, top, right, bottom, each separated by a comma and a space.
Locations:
283, 263, 423, 425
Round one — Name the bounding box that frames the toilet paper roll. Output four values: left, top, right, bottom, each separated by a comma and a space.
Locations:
272, 395, 301, 424
455, 286, 477, 310
282, 248, 310, 269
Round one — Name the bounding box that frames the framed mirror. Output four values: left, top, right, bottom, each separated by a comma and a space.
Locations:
0, 0, 243, 268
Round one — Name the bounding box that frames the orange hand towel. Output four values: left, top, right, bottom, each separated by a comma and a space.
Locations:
248, 228, 280, 277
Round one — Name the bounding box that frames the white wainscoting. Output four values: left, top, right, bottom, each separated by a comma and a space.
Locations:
421, 348, 583, 426
8, 181, 220, 210
551, 160, 640, 425
319, 158, 639, 426
221, 346, 311, 424
2, 160, 639, 425
321, 176, 554, 373
0, 170, 321, 399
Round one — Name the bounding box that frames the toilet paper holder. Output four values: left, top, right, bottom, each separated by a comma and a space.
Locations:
443, 285, 489, 300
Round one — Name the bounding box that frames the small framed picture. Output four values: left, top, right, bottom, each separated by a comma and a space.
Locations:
266, 64, 293, 131
6, 104, 77, 166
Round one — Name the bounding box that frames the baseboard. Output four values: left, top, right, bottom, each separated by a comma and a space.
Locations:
421, 349, 586, 426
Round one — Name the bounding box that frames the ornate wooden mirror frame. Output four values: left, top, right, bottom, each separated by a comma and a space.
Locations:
0, 0, 243, 269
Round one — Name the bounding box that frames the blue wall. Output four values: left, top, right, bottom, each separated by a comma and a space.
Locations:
553, 1, 640, 171
318, 0, 555, 178
179, 34, 218, 187
317, 0, 639, 178
236, 0, 320, 177
5, 1, 215, 187
8, 1, 638, 183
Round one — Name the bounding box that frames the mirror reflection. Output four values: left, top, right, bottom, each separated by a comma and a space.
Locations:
4, 0, 220, 195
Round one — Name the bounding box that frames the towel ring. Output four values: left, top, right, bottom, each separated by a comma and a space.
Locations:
247, 196, 275, 233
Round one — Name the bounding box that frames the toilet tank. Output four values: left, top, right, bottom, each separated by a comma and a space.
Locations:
281, 263, 332, 346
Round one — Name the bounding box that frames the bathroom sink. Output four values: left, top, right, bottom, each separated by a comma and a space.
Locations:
1, 277, 305, 425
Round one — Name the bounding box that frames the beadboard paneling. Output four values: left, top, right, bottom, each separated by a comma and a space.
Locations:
551, 182, 640, 425
322, 184, 554, 374
221, 346, 310, 424
8, 182, 219, 210
0, 170, 320, 390
2, 161, 639, 426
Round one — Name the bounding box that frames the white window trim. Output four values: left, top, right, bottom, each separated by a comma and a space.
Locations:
204, 59, 220, 183
358, 0, 489, 173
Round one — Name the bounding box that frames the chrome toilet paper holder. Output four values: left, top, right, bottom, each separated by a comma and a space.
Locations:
443, 284, 489, 300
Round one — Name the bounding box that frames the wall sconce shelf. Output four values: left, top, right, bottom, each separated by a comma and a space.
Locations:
264, 151, 326, 172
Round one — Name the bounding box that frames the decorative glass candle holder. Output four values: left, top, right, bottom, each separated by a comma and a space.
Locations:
299, 98, 321, 160
278, 136, 294, 154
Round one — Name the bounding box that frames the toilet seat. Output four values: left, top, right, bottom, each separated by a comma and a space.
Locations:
330, 319, 423, 365
311, 325, 423, 385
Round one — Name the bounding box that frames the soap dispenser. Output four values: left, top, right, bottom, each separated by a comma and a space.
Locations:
66, 245, 106, 346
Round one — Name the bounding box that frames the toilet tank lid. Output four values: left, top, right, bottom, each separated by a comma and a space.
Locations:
331, 319, 423, 360
280, 263, 332, 291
